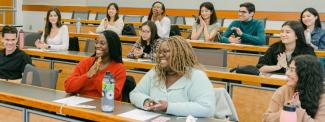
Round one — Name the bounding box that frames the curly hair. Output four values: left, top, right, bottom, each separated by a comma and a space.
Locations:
155, 36, 201, 82
293, 55, 324, 118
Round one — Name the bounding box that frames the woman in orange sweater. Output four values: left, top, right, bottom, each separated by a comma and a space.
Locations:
64, 30, 126, 101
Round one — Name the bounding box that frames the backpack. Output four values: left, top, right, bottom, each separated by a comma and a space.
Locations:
122, 23, 137, 36
169, 25, 181, 36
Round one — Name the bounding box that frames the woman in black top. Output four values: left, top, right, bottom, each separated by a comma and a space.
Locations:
257, 21, 315, 73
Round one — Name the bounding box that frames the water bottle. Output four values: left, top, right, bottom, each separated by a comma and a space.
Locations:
18, 29, 24, 49
101, 71, 115, 112
76, 18, 81, 33
280, 104, 297, 122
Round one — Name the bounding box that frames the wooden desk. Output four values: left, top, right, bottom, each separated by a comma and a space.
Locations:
23, 49, 287, 86
62, 19, 282, 34
0, 81, 219, 122
68, 33, 325, 57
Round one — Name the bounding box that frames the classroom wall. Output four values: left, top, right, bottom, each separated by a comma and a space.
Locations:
21, 0, 322, 32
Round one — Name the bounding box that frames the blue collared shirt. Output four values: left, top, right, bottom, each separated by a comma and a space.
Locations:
311, 27, 325, 50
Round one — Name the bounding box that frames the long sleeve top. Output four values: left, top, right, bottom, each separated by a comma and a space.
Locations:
263, 85, 325, 122
96, 17, 124, 35
41, 25, 69, 51
306, 27, 325, 50
154, 16, 171, 38
64, 57, 126, 101
220, 19, 266, 45
127, 38, 162, 61
256, 42, 315, 73
130, 68, 216, 117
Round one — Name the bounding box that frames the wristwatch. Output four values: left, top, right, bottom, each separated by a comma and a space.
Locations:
48, 45, 51, 49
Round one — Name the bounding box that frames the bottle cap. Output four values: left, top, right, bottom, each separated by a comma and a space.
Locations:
283, 104, 296, 112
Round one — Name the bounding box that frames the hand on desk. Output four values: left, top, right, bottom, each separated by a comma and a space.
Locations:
144, 99, 168, 112
133, 47, 144, 59
35, 39, 48, 49
229, 37, 241, 44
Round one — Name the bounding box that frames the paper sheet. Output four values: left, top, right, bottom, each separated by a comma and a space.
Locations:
53, 96, 94, 105
270, 74, 288, 80
118, 109, 161, 121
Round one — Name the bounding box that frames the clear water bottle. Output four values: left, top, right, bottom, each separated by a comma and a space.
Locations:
101, 71, 115, 112
76, 18, 81, 33
19, 29, 24, 49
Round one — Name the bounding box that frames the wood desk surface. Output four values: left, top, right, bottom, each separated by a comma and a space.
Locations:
0, 81, 223, 122
23, 48, 287, 86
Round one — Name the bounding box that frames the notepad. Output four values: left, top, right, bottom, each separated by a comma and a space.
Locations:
118, 109, 161, 121
270, 74, 288, 80
53, 96, 94, 105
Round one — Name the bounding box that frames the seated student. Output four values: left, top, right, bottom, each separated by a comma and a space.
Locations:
96, 3, 124, 35
64, 30, 126, 101
35, 8, 69, 51
130, 36, 215, 117
191, 2, 220, 42
0, 26, 32, 81
300, 7, 325, 50
147, 1, 171, 38
257, 21, 315, 73
220, 2, 265, 45
264, 55, 325, 121
127, 21, 162, 61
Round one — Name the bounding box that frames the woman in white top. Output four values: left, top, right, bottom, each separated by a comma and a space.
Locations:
96, 3, 124, 35
191, 2, 220, 42
35, 8, 69, 51
147, 1, 170, 38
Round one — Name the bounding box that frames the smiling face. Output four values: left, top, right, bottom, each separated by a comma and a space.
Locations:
107, 5, 117, 18
280, 25, 297, 44
286, 61, 298, 87
2, 33, 17, 52
152, 2, 163, 15
238, 7, 253, 22
48, 11, 58, 25
302, 11, 318, 28
95, 34, 108, 58
158, 41, 170, 69
200, 6, 212, 20
141, 25, 151, 41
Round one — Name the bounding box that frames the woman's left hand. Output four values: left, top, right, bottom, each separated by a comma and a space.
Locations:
151, 100, 168, 112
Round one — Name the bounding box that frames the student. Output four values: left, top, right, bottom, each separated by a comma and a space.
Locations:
257, 21, 315, 73
35, 8, 69, 51
0, 26, 32, 81
64, 30, 126, 101
147, 1, 171, 38
264, 55, 325, 121
96, 3, 124, 35
220, 2, 265, 45
300, 7, 325, 50
127, 21, 162, 61
191, 2, 220, 42
130, 36, 215, 117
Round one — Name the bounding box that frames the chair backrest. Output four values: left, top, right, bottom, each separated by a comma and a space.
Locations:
71, 10, 90, 20
168, 16, 177, 24
321, 21, 325, 30
84, 39, 96, 53
122, 15, 144, 23
24, 32, 42, 47
122, 75, 137, 103
214, 88, 239, 121
95, 12, 106, 20
256, 18, 267, 28
68, 37, 80, 51
217, 18, 225, 27
21, 64, 60, 89
193, 48, 227, 67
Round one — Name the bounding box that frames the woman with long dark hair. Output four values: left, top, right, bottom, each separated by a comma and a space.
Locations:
147, 1, 170, 38
35, 8, 69, 50
191, 2, 220, 42
257, 21, 315, 73
65, 30, 126, 101
96, 3, 124, 35
264, 55, 325, 121
300, 7, 325, 50
127, 21, 162, 61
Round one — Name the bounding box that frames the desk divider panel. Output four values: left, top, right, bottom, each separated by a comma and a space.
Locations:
52, 61, 77, 91
0, 103, 25, 122
229, 83, 276, 122
31, 58, 52, 69
126, 69, 146, 84
26, 109, 82, 122
227, 52, 262, 69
